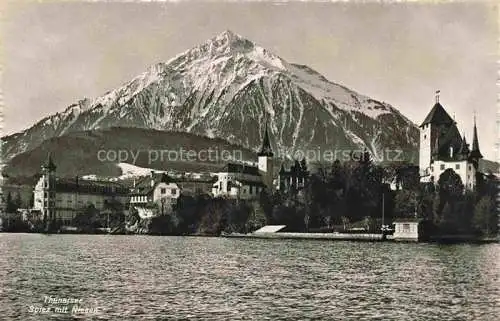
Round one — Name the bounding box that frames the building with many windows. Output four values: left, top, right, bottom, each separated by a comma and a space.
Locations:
33, 155, 129, 225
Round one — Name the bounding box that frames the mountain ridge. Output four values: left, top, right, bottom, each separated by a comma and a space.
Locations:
2, 30, 419, 164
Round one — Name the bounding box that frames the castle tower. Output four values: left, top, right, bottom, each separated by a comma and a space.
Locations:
419, 91, 455, 178
258, 121, 274, 191
41, 154, 57, 230
469, 114, 483, 169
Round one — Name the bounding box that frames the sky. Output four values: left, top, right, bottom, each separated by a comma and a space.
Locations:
1, 1, 498, 160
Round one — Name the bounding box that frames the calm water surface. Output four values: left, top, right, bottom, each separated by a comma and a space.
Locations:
0, 234, 498, 321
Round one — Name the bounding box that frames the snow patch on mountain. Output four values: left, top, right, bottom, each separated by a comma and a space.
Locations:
117, 162, 166, 179
2, 30, 419, 164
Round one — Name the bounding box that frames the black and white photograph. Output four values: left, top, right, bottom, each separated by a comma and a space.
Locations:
0, 0, 499, 320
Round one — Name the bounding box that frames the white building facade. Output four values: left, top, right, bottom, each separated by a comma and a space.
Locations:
129, 173, 180, 215
212, 123, 273, 199
211, 163, 265, 200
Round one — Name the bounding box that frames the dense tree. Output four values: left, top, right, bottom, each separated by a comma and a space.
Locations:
244, 201, 267, 233
14, 192, 22, 209
432, 169, 467, 232
473, 196, 497, 236
103, 199, 126, 230
363, 216, 373, 231
437, 169, 464, 201
5, 192, 17, 213
73, 204, 102, 232
393, 189, 418, 218
341, 216, 350, 231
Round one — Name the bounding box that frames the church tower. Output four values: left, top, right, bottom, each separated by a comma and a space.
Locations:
258, 121, 274, 191
41, 154, 57, 230
419, 91, 455, 178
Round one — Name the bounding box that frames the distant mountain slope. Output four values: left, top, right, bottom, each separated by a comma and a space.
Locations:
3, 127, 256, 182
3, 127, 496, 190
2, 30, 418, 164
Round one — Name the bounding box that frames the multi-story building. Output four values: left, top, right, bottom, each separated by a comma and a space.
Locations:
129, 172, 217, 218
211, 163, 266, 199
277, 159, 309, 192
419, 93, 483, 190
175, 175, 217, 196
129, 172, 181, 215
33, 155, 129, 226
211, 123, 274, 199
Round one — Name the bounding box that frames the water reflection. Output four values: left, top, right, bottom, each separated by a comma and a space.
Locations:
0, 234, 498, 320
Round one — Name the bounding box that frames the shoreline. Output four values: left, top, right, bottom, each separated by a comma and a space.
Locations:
221, 232, 499, 244
1, 230, 497, 244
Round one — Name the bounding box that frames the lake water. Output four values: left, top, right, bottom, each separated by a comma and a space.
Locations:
0, 234, 498, 321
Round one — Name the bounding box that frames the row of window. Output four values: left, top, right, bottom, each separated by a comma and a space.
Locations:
431, 164, 472, 171
213, 182, 262, 195
131, 196, 153, 203
160, 188, 177, 195
55, 199, 102, 204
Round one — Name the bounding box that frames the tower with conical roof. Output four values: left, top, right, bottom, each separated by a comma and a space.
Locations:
258, 120, 274, 191
41, 153, 57, 230
419, 90, 455, 176
469, 114, 483, 168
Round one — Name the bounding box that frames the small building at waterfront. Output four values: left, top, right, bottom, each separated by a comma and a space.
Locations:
393, 218, 425, 242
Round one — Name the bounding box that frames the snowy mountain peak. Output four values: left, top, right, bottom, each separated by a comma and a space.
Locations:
209, 30, 255, 53
178, 29, 255, 59
2, 31, 419, 164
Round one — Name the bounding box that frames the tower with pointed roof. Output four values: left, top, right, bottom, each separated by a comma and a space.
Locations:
469, 114, 483, 168
41, 153, 57, 229
258, 120, 274, 191
419, 91, 456, 176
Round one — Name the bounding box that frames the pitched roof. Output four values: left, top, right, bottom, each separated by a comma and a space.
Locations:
420, 103, 454, 127
258, 122, 274, 157
470, 121, 483, 159
54, 178, 129, 195
227, 179, 266, 189
279, 159, 309, 176
432, 123, 464, 161
438, 124, 462, 155
130, 187, 154, 196
220, 163, 260, 176
458, 134, 470, 156
131, 172, 172, 195
393, 218, 424, 223
235, 179, 266, 187
174, 176, 217, 184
